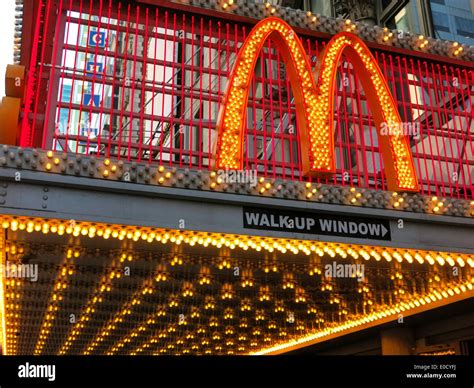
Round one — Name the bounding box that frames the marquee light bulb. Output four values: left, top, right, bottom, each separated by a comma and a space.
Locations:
213, 17, 418, 192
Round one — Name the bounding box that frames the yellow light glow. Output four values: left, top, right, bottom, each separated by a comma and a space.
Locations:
3, 214, 474, 355
34, 249, 76, 355
213, 17, 418, 192
251, 278, 473, 355
0, 216, 470, 271
0, 232, 6, 355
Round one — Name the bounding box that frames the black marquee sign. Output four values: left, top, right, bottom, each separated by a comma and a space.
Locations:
243, 207, 391, 241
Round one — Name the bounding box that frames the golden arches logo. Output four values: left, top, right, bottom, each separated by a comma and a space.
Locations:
214, 17, 419, 192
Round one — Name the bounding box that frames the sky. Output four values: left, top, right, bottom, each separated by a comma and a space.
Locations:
0, 0, 15, 97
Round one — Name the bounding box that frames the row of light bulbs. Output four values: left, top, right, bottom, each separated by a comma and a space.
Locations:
36, 147, 474, 216
83, 280, 153, 355
33, 250, 77, 355
58, 253, 132, 355
2, 216, 473, 269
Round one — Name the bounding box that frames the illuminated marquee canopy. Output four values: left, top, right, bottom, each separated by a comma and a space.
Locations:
214, 17, 419, 192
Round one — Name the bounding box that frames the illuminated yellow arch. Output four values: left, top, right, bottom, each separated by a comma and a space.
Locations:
214, 17, 419, 192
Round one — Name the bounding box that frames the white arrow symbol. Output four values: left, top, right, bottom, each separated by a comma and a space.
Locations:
381, 224, 388, 237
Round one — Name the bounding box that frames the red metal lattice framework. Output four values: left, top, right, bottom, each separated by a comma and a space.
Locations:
18, 0, 474, 199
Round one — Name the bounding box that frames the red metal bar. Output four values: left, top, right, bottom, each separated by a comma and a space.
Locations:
126, 5, 140, 161
285, 61, 295, 181
374, 52, 386, 190
348, 60, 361, 187
96, 0, 113, 157
20, 0, 44, 147
430, 62, 454, 196
276, 50, 285, 180
31, 0, 52, 147
106, 1, 122, 159
207, 18, 213, 170
413, 58, 437, 195
116, 3, 132, 160
137, 7, 149, 162
250, 36, 258, 174
63, 0, 84, 154
335, 61, 345, 187
394, 56, 419, 194
197, 17, 204, 170
85, 0, 104, 155
421, 60, 445, 196
152, 7, 160, 164
75, 0, 94, 155
178, 13, 186, 167
407, 57, 430, 194
260, 44, 267, 176
51, 0, 71, 152
350, 58, 369, 187
436, 63, 458, 196
267, 39, 276, 178
457, 68, 474, 198
159, 11, 170, 163
441, 64, 466, 198
188, 15, 195, 168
